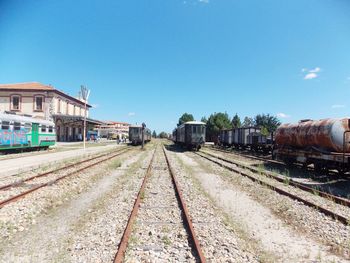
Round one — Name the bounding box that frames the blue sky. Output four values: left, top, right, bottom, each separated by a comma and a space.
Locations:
1, 0, 350, 133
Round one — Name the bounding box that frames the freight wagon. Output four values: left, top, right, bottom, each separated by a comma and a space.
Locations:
0, 113, 56, 152
219, 127, 273, 153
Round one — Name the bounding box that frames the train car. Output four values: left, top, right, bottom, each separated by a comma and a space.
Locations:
173, 121, 206, 150
219, 127, 273, 153
0, 112, 56, 152
128, 125, 151, 145
273, 118, 350, 173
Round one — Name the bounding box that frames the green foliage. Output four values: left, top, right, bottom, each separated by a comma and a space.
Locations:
201, 116, 207, 123
254, 113, 281, 133
206, 112, 231, 142
260, 126, 269, 136
242, 116, 254, 127
152, 130, 157, 138
158, 132, 168, 138
231, 113, 241, 128
177, 113, 194, 126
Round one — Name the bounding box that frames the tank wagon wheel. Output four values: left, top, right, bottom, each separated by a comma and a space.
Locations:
284, 158, 294, 167
313, 163, 328, 178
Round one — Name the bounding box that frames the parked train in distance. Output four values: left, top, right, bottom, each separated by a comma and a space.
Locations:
128, 125, 152, 145
0, 112, 56, 152
172, 121, 206, 150
219, 118, 350, 175
219, 126, 273, 153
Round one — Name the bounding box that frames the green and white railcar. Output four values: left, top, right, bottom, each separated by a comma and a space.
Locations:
0, 113, 56, 152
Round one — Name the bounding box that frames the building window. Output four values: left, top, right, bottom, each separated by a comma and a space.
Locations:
74, 105, 76, 116
41, 125, 46, 132
66, 101, 69, 115
11, 95, 21, 111
34, 96, 44, 111
48, 126, 53, 133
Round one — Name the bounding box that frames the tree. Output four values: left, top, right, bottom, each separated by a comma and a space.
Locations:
242, 116, 254, 127
177, 113, 194, 126
158, 132, 168, 138
231, 113, 241, 128
206, 112, 231, 143
254, 114, 281, 134
152, 130, 157, 138
201, 116, 207, 123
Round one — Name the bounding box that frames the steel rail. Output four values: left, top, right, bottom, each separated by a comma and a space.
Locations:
208, 146, 346, 177
114, 147, 206, 263
196, 151, 350, 225
206, 146, 278, 164
0, 146, 128, 191
203, 149, 350, 208
114, 148, 156, 263
163, 146, 206, 263
0, 148, 132, 209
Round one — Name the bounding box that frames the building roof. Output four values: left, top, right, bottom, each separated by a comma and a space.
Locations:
0, 82, 54, 91
104, 120, 131, 125
184, 121, 206, 125
0, 82, 91, 108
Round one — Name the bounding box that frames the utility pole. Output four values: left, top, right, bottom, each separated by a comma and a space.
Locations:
141, 122, 146, 150
81, 85, 90, 150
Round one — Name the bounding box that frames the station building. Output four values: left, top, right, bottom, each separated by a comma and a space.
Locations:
0, 82, 103, 142
96, 121, 131, 139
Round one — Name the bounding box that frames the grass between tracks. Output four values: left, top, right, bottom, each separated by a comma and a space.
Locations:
54, 147, 153, 261
172, 151, 277, 263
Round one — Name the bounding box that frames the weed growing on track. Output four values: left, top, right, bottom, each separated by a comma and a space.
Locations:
257, 164, 264, 176
109, 160, 122, 169
162, 235, 171, 246
283, 177, 290, 186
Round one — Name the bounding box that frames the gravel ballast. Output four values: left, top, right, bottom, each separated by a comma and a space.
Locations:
181, 149, 348, 262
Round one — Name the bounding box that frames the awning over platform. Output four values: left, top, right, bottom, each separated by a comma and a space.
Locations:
52, 114, 104, 125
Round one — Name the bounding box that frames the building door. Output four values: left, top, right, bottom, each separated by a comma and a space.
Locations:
57, 126, 60, 141
32, 123, 39, 146
65, 127, 69, 141
72, 127, 76, 141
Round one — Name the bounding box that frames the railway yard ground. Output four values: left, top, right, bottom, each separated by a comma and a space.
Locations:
0, 139, 350, 263
0, 141, 124, 178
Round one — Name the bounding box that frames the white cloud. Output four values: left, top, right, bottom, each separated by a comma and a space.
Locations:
304, 73, 318, 80
331, 104, 346, 109
91, 104, 99, 108
277, 113, 290, 118
128, 112, 135, 116
302, 67, 321, 80
199, 0, 209, 3
309, 67, 321, 73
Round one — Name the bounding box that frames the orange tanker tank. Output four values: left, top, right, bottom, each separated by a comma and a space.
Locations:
275, 118, 350, 153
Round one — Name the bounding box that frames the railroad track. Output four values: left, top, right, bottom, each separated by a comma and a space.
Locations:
114, 146, 206, 263
0, 147, 132, 209
206, 146, 277, 164
195, 150, 350, 225
201, 149, 350, 207
207, 146, 348, 178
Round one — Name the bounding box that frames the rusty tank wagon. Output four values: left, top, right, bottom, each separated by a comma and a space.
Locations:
273, 118, 350, 173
